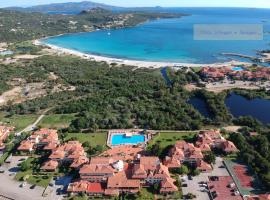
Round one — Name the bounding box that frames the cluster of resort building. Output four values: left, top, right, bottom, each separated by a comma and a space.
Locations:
200, 66, 270, 82
164, 130, 238, 172
18, 128, 59, 152
68, 155, 178, 196
14, 128, 270, 199
0, 125, 14, 151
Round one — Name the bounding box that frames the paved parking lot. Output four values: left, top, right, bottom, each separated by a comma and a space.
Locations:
182, 157, 229, 200
0, 156, 52, 200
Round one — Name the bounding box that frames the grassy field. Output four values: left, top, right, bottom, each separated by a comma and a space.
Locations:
148, 131, 198, 150
0, 112, 38, 131
16, 170, 52, 188
38, 114, 76, 129
64, 132, 107, 147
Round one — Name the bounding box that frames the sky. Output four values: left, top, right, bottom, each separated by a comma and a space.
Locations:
1, 0, 270, 8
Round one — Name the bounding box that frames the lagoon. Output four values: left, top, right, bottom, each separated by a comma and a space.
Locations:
188, 97, 211, 118
43, 8, 270, 64
226, 93, 270, 124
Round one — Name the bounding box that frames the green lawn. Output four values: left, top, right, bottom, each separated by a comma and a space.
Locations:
136, 188, 155, 200
15, 157, 52, 188
148, 131, 197, 150
191, 67, 202, 73
64, 132, 107, 147
27, 175, 52, 188
0, 112, 38, 131
38, 114, 76, 129
0, 152, 10, 164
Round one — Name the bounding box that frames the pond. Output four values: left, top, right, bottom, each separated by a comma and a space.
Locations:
225, 93, 270, 124
188, 97, 211, 118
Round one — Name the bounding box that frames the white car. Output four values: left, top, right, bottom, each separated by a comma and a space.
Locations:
20, 182, 27, 188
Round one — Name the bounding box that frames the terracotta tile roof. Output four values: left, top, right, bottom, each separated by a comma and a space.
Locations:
17, 140, 35, 151
79, 164, 115, 175
160, 177, 178, 193
101, 145, 144, 161
58, 141, 84, 152
0, 126, 14, 144
132, 164, 147, 179
166, 141, 204, 168
70, 156, 89, 168
67, 150, 85, 159
104, 188, 119, 196
43, 142, 58, 150
49, 140, 86, 161
41, 160, 58, 171
67, 180, 89, 193
107, 171, 140, 189
87, 182, 104, 193
33, 128, 57, 136
49, 149, 65, 159
90, 157, 114, 165
33, 128, 58, 144
140, 156, 160, 171
197, 160, 212, 172
221, 140, 238, 153
163, 157, 181, 168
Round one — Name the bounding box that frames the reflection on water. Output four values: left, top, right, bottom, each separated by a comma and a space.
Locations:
226, 93, 270, 124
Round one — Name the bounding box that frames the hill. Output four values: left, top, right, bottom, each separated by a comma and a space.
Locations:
0, 8, 183, 43
5, 1, 123, 14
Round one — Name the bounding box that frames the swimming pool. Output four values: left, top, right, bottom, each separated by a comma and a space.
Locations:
232, 67, 244, 71
111, 134, 145, 146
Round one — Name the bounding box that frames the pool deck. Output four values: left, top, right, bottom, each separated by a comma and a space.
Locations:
107, 129, 155, 148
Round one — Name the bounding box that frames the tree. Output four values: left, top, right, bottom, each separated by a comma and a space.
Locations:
186, 193, 196, 199
20, 160, 31, 171
153, 183, 160, 194
94, 145, 104, 153
82, 141, 90, 148
204, 152, 216, 164
179, 165, 189, 175
191, 169, 200, 176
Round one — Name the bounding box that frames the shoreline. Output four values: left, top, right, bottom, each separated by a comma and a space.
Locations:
34, 39, 252, 69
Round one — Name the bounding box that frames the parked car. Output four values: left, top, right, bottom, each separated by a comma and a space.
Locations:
188, 175, 193, 180
30, 184, 36, 189
182, 183, 188, 187
20, 182, 26, 188
0, 168, 5, 173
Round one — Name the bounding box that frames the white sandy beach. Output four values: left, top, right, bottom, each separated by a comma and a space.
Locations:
34, 39, 250, 69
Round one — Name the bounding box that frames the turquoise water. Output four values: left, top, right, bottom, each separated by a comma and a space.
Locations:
111, 134, 145, 145
0, 50, 13, 56
232, 67, 244, 71
43, 8, 270, 64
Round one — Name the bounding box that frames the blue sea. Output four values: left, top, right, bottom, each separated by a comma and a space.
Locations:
43, 8, 270, 64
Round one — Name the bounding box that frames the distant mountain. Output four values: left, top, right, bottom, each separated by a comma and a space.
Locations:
5, 1, 124, 14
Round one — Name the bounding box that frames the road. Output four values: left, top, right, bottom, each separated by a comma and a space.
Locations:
15, 108, 52, 136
